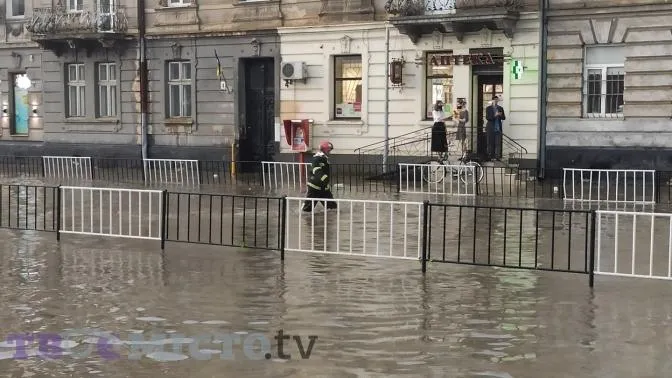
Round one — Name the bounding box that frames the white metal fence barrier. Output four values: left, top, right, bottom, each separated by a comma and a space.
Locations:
284, 197, 423, 260
143, 159, 199, 186
398, 163, 476, 196
596, 210, 672, 280
261, 162, 309, 190
563, 168, 655, 203
59, 186, 164, 241
43, 156, 93, 181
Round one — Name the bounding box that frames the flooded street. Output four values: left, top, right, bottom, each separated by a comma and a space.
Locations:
0, 229, 670, 377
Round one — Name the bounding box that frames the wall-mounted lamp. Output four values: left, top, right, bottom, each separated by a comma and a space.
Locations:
32, 106, 38, 116
15, 74, 32, 90
389, 58, 405, 86
2, 105, 7, 115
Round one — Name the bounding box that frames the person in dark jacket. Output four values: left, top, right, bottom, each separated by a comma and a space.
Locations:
302, 141, 337, 212
485, 95, 506, 161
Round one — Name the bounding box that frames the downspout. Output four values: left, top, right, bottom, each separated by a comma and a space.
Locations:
383, 23, 390, 171
536, 0, 548, 178
138, 0, 149, 160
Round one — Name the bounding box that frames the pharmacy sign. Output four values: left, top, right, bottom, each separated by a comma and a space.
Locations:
512, 60, 524, 80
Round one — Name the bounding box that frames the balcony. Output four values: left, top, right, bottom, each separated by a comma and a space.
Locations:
384, 0, 522, 43
27, 5, 130, 56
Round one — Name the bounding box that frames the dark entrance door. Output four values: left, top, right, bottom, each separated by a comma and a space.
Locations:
240, 58, 275, 162
475, 75, 503, 159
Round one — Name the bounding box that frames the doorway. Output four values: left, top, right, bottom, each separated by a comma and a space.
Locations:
240, 58, 275, 162
473, 75, 503, 159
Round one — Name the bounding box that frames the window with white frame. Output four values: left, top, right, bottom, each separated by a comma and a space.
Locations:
168, 0, 192, 6
584, 46, 625, 117
67, 0, 83, 12
7, 0, 25, 18
97, 63, 117, 118
167, 61, 192, 118
66, 63, 86, 117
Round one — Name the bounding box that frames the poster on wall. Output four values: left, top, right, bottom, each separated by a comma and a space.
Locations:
13, 85, 29, 135
335, 102, 361, 118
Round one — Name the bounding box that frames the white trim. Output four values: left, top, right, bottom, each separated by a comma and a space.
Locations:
168, 0, 192, 7
6, 0, 25, 18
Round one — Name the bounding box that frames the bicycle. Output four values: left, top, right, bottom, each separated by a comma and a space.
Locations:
423, 142, 484, 185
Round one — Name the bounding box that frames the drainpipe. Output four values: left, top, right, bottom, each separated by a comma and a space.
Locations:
138, 0, 149, 160
383, 23, 390, 171
536, 0, 548, 178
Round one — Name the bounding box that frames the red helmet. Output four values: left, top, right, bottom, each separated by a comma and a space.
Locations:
319, 141, 333, 153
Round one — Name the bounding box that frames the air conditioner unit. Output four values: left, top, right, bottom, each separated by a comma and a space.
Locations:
281, 62, 306, 80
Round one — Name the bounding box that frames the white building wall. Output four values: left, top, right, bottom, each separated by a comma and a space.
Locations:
277, 14, 540, 158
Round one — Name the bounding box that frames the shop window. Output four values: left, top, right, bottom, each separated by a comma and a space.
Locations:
584, 46, 625, 118
425, 51, 453, 120
334, 55, 362, 119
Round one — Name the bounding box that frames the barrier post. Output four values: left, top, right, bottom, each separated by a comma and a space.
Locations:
589, 210, 596, 288
56, 185, 61, 241
161, 189, 168, 250
280, 195, 287, 260
421, 200, 429, 273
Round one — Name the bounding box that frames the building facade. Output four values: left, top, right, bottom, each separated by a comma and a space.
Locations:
543, 0, 672, 170
278, 0, 541, 164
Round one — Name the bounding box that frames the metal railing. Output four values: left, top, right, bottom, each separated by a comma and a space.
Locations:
261, 162, 309, 190
28, 5, 129, 35
427, 203, 595, 280
43, 156, 93, 181
143, 159, 200, 186
165, 192, 283, 251
16, 182, 672, 286
354, 127, 433, 163
284, 197, 424, 260
398, 163, 476, 196
385, 0, 456, 16
58, 186, 166, 243
563, 168, 655, 203
0, 185, 57, 231
596, 210, 672, 281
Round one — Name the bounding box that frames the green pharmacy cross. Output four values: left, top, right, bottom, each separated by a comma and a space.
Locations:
512, 60, 524, 80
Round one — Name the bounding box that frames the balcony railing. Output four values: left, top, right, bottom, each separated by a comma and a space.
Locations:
385, 0, 456, 16
385, 0, 523, 16
27, 6, 129, 36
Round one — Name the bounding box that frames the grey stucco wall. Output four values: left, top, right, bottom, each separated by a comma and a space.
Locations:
41, 43, 138, 147
145, 34, 280, 160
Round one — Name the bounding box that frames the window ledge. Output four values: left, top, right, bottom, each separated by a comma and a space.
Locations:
233, 0, 280, 7
327, 119, 364, 126
155, 4, 198, 11
63, 118, 120, 124
164, 118, 194, 126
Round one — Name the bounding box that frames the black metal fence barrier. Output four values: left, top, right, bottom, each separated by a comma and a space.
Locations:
0, 183, 602, 286
426, 203, 595, 283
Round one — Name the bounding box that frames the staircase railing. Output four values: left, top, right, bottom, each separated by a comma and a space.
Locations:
501, 133, 527, 162
354, 126, 433, 162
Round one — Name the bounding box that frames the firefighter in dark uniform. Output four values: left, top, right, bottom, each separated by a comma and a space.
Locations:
302, 141, 337, 212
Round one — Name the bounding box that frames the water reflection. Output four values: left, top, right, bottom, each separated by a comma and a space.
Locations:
0, 230, 669, 376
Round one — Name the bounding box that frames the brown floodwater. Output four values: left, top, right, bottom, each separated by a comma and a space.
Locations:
0, 228, 670, 377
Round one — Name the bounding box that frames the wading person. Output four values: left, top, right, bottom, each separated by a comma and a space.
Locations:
302, 141, 337, 212
485, 95, 506, 161
431, 100, 450, 156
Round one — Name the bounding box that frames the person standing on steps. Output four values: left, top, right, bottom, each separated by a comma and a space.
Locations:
302, 141, 337, 212
485, 95, 506, 161
455, 98, 469, 157
431, 100, 451, 157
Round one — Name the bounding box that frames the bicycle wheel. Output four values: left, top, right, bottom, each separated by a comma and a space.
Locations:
459, 161, 483, 185
423, 159, 446, 184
